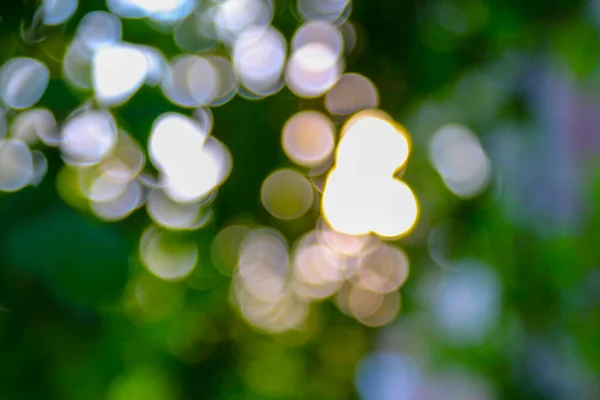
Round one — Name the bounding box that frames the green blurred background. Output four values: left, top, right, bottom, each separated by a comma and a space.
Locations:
1, 0, 600, 399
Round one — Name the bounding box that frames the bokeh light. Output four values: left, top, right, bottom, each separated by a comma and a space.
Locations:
339, 21, 357, 54
0, 58, 49, 110
10, 108, 57, 145
231, 227, 313, 333
322, 168, 377, 236
429, 260, 501, 344
0, 139, 34, 192
285, 21, 345, 98
261, 169, 314, 220
205, 56, 239, 106
233, 25, 287, 96
61, 110, 118, 166
161, 55, 219, 108
164, 136, 231, 204
76, 11, 122, 52
316, 217, 379, 257
211, 224, 251, 276
222, 211, 410, 331
173, 13, 218, 53
108, 0, 195, 24
93, 44, 149, 106
0, 0, 418, 342
286, 43, 342, 98
79, 169, 128, 202
290, 237, 345, 300
214, 0, 274, 43
1, 1, 593, 399
63, 40, 94, 89
355, 353, 423, 400
56, 120, 147, 220
429, 124, 492, 198
291, 21, 344, 56
369, 180, 419, 239
336, 111, 411, 176
237, 228, 289, 302
297, 0, 351, 23
43, 0, 78, 26
348, 284, 384, 319
106, 0, 146, 19
139, 46, 168, 86
147, 188, 212, 231
140, 226, 199, 281
225, 223, 403, 333
90, 178, 142, 221
149, 112, 207, 170
321, 110, 418, 238
149, 112, 232, 204
325, 73, 379, 116
354, 245, 409, 294
282, 111, 335, 167
102, 130, 146, 183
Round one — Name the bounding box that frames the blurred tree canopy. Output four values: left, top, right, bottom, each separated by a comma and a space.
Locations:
1, 0, 600, 399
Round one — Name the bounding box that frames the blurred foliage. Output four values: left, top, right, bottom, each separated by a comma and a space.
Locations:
1, 0, 600, 399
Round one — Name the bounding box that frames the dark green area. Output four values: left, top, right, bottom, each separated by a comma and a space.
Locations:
1, 0, 600, 399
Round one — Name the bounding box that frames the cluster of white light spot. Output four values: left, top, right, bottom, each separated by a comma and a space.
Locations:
429, 124, 492, 198
57, 109, 146, 220
334, 249, 407, 327
322, 110, 419, 239
106, 0, 281, 101
0, 56, 52, 193
0, 4, 247, 291
65, 12, 123, 90
161, 55, 238, 108
138, 112, 231, 279
56, 0, 360, 113
227, 219, 410, 332
1, 0, 425, 335
61, 11, 174, 107
230, 228, 309, 333
3, 1, 358, 185
230, 0, 420, 332
149, 113, 231, 206
262, 109, 339, 221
